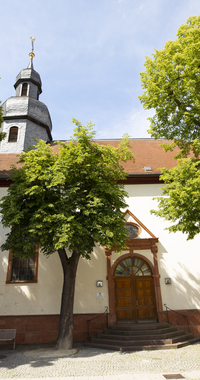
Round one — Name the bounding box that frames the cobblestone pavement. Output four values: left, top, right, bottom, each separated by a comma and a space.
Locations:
0, 343, 200, 379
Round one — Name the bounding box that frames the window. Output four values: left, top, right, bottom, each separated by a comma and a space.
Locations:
6, 248, 38, 284
21, 83, 28, 96
125, 222, 141, 238
8, 127, 18, 142
115, 257, 151, 277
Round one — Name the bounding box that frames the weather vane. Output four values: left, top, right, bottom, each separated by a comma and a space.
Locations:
29, 37, 36, 58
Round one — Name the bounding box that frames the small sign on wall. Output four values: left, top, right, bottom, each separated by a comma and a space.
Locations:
96, 292, 104, 299
96, 280, 103, 287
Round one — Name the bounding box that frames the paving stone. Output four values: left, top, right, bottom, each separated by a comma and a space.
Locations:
182, 373, 200, 379
0, 343, 200, 378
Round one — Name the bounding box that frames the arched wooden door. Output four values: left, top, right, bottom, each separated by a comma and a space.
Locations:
114, 257, 157, 323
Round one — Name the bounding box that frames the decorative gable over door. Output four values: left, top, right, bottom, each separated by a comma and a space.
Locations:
123, 208, 158, 254
105, 209, 162, 326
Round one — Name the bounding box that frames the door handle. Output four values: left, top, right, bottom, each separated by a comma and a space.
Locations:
136, 301, 138, 306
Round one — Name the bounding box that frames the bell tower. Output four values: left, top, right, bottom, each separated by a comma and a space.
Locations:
0, 38, 52, 154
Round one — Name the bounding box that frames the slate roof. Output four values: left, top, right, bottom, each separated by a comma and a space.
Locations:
0, 138, 179, 180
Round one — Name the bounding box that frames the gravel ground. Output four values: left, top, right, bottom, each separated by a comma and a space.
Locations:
0, 343, 200, 378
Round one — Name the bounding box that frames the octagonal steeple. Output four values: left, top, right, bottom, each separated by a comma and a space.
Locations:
0, 43, 52, 154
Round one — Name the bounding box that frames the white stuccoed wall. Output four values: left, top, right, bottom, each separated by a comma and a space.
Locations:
124, 184, 200, 311
0, 183, 200, 316
0, 120, 27, 153
0, 120, 49, 153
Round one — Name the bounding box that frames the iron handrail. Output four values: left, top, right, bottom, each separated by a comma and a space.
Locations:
164, 303, 190, 333
86, 306, 108, 340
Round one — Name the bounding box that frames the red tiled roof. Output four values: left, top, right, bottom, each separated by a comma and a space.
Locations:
0, 139, 179, 179
91, 139, 179, 175
0, 154, 22, 179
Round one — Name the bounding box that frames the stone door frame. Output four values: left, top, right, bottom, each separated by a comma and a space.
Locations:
105, 241, 163, 326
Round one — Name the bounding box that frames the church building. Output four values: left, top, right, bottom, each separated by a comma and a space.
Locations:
0, 52, 200, 346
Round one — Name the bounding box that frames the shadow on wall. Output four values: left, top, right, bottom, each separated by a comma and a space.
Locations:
173, 263, 200, 309
1, 246, 107, 315
38, 251, 63, 288
1, 255, 8, 275
160, 258, 200, 310
1, 250, 64, 314
75, 245, 108, 313
156, 242, 200, 335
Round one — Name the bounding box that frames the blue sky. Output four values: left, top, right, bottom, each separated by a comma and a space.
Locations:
1, 0, 200, 140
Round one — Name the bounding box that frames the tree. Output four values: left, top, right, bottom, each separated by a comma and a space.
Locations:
151, 141, 200, 240
0, 118, 134, 350
139, 16, 200, 157
139, 17, 200, 239
0, 104, 6, 141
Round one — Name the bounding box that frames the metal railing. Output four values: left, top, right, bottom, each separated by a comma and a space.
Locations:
164, 303, 190, 333
86, 306, 108, 340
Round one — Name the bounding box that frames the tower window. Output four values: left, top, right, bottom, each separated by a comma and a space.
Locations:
8, 127, 18, 142
21, 83, 28, 96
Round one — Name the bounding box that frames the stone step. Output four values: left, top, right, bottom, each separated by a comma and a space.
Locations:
98, 330, 186, 341
91, 333, 194, 346
85, 337, 200, 352
103, 326, 178, 336
85, 322, 200, 352
120, 338, 200, 352
110, 322, 169, 331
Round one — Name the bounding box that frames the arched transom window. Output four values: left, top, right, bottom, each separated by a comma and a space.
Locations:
115, 257, 151, 277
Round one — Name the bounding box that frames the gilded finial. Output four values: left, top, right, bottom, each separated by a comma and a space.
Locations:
29, 37, 36, 58
28, 37, 36, 68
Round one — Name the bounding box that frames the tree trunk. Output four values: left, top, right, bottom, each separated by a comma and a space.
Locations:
56, 248, 80, 350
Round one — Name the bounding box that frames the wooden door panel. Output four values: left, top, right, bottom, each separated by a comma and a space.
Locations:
145, 297, 154, 305
116, 282, 123, 289
138, 297, 154, 306
116, 289, 132, 296
116, 290, 123, 297
124, 290, 132, 297
138, 290, 152, 298
126, 310, 134, 319
139, 298, 145, 305
136, 277, 157, 321
116, 297, 132, 306
115, 277, 136, 322
138, 309, 154, 319
137, 280, 151, 287
145, 289, 152, 296
115, 268, 157, 323
117, 309, 135, 320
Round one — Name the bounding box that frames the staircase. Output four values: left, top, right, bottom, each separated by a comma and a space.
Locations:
85, 322, 200, 352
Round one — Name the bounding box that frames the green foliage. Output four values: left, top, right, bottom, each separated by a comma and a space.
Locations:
139, 16, 200, 155
151, 157, 200, 240
139, 16, 200, 239
0, 104, 6, 142
1, 119, 134, 258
